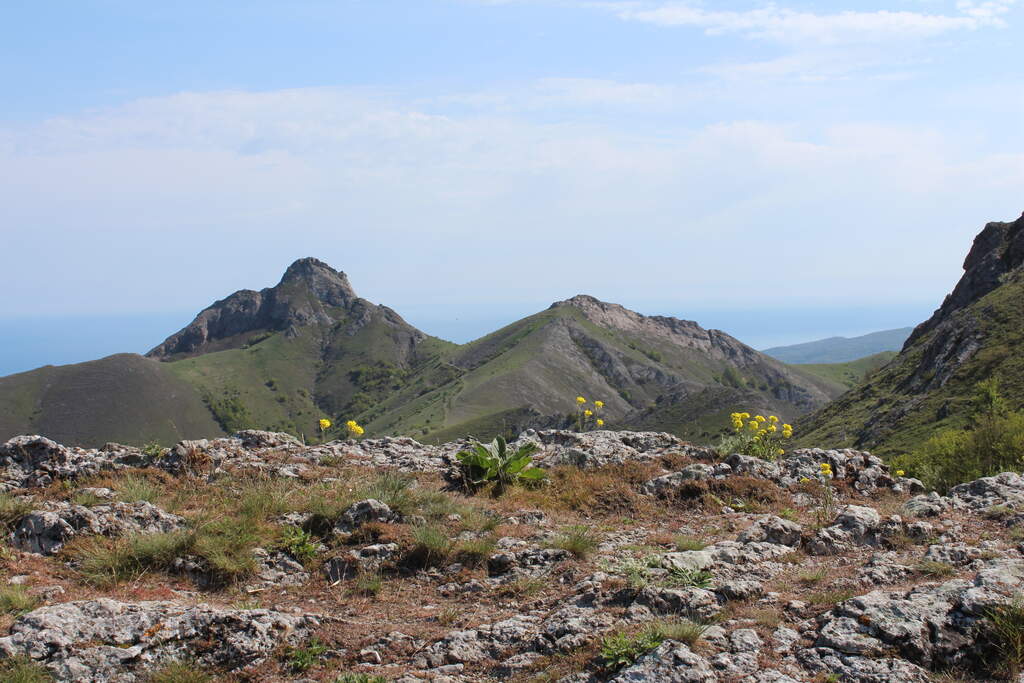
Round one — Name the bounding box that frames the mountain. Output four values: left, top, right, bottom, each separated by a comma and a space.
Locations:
799, 211, 1024, 455
368, 294, 842, 443
763, 328, 913, 364
0, 259, 842, 446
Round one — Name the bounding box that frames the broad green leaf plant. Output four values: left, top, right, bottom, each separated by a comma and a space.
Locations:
456, 436, 546, 492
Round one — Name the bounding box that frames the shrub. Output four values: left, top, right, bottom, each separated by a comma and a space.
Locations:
0, 656, 52, 683
548, 525, 599, 558
0, 585, 38, 615
892, 379, 1024, 493
456, 436, 546, 492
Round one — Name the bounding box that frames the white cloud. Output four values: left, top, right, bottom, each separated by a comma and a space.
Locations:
604, 2, 1015, 44
1, 86, 1021, 318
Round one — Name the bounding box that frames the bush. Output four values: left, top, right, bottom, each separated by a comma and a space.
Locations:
893, 379, 1024, 493
278, 526, 317, 564
717, 412, 793, 461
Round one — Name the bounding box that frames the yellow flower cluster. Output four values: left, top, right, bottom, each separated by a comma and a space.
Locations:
576, 396, 587, 404
345, 420, 365, 437
318, 418, 332, 431
730, 412, 751, 430
895, 469, 905, 477
574, 395, 606, 431
819, 462, 833, 477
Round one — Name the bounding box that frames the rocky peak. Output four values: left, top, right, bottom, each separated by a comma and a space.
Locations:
277, 257, 357, 309
147, 258, 364, 359
907, 211, 1024, 346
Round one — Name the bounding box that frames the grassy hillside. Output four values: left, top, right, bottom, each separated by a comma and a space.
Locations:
0, 354, 223, 446
787, 352, 897, 390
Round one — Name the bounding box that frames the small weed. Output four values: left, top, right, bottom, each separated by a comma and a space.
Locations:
142, 442, 165, 459
0, 656, 52, 682
146, 661, 215, 683
497, 575, 547, 599
333, 674, 387, 683
914, 560, 956, 578
600, 619, 705, 671
981, 598, 1024, 678
352, 571, 383, 597
0, 585, 38, 615
278, 526, 318, 565
287, 638, 328, 673
436, 605, 462, 626
410, 524, 454, 567
548, 525, 599, 558
456, 535, 497, 567
778, 508, 799, 522
116, 474, 161, 504
664, 566, 713, 589
808, 589, 855, 606
232, 598, 262, 610
0, 493, 32, 529
673, 535, 707, 551
798, 568, 828, 586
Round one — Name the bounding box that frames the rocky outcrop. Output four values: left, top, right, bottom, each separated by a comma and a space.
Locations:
0, 599, 319, 682
10, 501, 186, 555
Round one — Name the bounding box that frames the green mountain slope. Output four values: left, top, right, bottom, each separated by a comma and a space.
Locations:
0, 259, 842, 447
799, 211, 1024, 455
0, 353, 223, 446
763, 328, 912, 364
787, 352, 898, 390
369, 296, 843, 443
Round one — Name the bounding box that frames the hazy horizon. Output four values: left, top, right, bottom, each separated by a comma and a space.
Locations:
0, 300, 929, 377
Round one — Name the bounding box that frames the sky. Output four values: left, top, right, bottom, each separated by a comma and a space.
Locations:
1, 0, 1022, 375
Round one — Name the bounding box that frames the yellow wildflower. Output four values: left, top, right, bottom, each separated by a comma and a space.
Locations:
318, 418, 331, 431
596, 419, 604, 427
819, 462, 833, 476
584, 409, 593, 417
740, 412, 750, 419
896, 470, 905, 477
768, 424, 777, 433
755, 415, 766, 423
576, 396, 586, 404
800, 477, 810, 483
776, 448, 785, 456
594, 400, 604, 409
769, 415, 779, 424
748, 420, 759, 430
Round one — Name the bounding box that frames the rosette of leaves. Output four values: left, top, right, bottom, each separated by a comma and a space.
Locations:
456, 436, 546, 492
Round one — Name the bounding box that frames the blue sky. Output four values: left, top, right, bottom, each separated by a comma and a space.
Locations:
1, 0, 1022, 374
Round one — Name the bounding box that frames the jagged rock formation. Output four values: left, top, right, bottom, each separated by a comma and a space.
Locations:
800, 211, 1024, 454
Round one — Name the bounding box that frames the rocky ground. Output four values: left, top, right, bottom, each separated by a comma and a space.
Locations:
0, 430, 1022, 682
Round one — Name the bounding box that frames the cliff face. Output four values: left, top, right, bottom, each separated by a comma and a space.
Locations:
799, 211, 1024, 455
907, 212, 1024, 347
